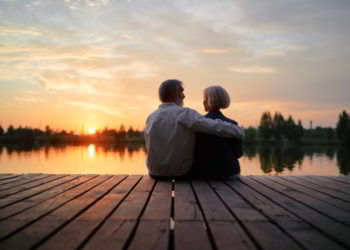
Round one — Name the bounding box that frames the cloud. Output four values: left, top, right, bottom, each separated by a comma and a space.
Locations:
200, 48, 243, 54
65, 100, 125, 117
109, 61, 155, 79
229, 66, 277, 74
0, 44, 118, 61
0, 26, 44, 36
121, 34, 136, 40
64, 0, 111, 10
14, 96, 46, 103
1, 0, 349, 128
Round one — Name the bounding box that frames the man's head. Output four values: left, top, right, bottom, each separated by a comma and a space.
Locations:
158, 79, 185, 106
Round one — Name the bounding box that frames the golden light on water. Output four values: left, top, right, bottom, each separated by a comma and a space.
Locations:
88, 144, 96, 158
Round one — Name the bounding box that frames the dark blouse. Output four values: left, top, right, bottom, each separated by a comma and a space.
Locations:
191, 110, 243, 179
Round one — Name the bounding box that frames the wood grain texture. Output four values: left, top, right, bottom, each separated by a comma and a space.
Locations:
227, 178, 345, 250
0, 175, 349, 250
243, 176, 350, 248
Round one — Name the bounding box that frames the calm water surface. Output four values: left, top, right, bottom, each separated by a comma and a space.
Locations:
0, 144, 348, 176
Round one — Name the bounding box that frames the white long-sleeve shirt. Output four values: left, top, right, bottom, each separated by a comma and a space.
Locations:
144, 103, 244, 176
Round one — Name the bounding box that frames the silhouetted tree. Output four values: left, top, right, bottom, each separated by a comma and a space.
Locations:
0, 126, 4, 136
117, 124, 126, 139
284, 116, 296, 141
7, 125, 15, 135
127, 126, 135, 138
259, 112, 273, 140
326, 127, 335, 141
244, 127, 257, 143
45, 125, 52, 136
336, 111, 349, 138
272, 112, 285, 140
296, 120, 304, 141
101, 128, 117, 137
336, 110, 350, 145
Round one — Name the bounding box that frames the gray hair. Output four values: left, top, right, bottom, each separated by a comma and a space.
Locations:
159, 79, 183, 103
204, 86, 230, 110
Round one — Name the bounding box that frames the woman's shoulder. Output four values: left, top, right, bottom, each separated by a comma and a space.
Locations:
205, 111, 238, 125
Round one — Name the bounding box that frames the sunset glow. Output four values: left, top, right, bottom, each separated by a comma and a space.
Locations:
88, 128, 96, 135
0, 0, 349, 131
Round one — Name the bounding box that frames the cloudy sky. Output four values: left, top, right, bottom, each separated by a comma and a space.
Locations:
1, 0, 349, 132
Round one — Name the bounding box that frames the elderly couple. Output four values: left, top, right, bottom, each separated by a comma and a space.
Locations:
144, 79, 244, 180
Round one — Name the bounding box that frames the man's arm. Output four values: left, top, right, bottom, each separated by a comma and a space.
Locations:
177, 108, 244, 139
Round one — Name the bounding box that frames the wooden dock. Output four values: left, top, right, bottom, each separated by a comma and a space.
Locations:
0, 174, 349, 250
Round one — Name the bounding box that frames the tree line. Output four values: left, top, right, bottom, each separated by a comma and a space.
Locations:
1, 110, 349, 145
244, 110, 350, 145
0, 124, 144, 144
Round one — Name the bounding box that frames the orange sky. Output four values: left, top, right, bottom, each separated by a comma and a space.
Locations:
1, 0, 349, 133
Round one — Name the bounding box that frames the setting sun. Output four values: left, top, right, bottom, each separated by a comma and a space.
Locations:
88, 128, 96, 135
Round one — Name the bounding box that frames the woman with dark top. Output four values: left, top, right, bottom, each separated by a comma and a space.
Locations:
191, 86, 243, 179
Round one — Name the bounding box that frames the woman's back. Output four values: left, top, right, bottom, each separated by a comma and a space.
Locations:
191, 110, 242, 179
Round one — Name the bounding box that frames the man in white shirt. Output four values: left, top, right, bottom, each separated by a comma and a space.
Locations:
144, 79, 244, 178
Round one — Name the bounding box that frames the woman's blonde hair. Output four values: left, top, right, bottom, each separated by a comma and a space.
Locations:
204, 86, 230, 110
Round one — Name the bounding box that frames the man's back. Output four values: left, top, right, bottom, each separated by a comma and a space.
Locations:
145, 103, 196, 176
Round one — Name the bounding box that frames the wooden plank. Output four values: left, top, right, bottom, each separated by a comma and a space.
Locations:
37, 176, 141, 250
0, 175, 67, 199
0, 175, 82, 209
277, 176, 350, 213
226, 178, 344, 250
311, 176, 350, 190
127, 180, 172, 250
282, 176, 350, 203
128, 221, 169, 250
326, 176, 350, 185
174, 181, 211, 250
0, 176, 25, 187
82, 176, 155, 250
0, 174, 48, 192
174, 181, 203, 221
0, 175, 22, 182
0, 175, 105, 239
210, 180, 300, 250
241, 176, 350, 248
210, 221, 257, 250
191, 181, 233, 220
175, 221, 210, 250
259, 176, 350, 226
0, 174, 12, 179
0, 175, 92, 220
302, 176, 350, 196
141, 180, 172, 220
192, 181, 259, 250
0, 175, 125, 250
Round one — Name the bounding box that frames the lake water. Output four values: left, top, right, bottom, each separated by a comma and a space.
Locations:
0, 144, 348, 176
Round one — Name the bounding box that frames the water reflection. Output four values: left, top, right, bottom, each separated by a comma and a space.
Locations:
0, 143, 348, 175
0, 143, 147, 175
255, 145, 303, 174
1, 143, 146, 160
242, 144, 347, 175
337, 147, 350, 175
88, 144, 96, 158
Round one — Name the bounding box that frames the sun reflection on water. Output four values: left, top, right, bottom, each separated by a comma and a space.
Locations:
88, 144, 96, 158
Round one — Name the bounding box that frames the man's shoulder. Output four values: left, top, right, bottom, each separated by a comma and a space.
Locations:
147, 105, 195, 119
161, 105, 198, 116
